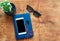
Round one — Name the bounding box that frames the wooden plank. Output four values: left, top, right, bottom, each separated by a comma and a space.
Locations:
0, 0, 60, 41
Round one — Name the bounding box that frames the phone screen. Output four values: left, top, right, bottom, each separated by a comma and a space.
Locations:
16, 18, 26, 33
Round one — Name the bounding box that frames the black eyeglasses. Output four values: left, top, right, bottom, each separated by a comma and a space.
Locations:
26, 5, 41, 18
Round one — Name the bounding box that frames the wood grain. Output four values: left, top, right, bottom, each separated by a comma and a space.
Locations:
0, 0, 60, 41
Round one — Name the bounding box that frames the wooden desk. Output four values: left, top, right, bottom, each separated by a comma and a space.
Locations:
0, 0, 60, 41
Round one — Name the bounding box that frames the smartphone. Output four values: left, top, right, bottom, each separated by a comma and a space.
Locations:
16, 17, 27, 35
13, 13, 33, 39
